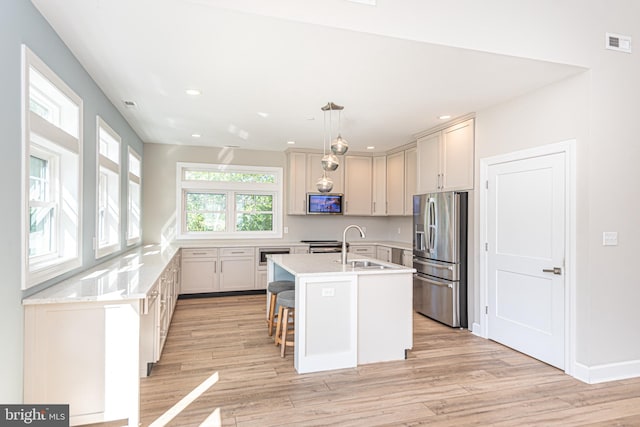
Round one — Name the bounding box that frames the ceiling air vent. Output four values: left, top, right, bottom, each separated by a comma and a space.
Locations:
123, 100, 138, 109
606, 32, 632, 53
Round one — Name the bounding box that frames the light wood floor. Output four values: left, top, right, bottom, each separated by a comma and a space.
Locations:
127, 295, 640, 426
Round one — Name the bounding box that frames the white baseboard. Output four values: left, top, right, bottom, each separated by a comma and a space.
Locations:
471, 322, 484, 338
573, 359, 640, 384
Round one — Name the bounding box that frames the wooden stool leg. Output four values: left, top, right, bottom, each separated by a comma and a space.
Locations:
280, 307, 289, 358
267, 293, 277, 336
274, 305, 284, 346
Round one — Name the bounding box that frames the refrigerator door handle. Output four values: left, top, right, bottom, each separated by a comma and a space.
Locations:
415, 273, 454, 289
414, 259, 454, 271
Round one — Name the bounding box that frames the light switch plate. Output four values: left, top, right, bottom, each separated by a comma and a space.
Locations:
603, 231, 618, 246
321, 288, 335, 297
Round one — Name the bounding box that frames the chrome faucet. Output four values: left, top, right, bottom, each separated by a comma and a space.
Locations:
342, 224, 366, 264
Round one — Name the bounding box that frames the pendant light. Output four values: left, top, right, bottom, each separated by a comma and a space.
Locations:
331, 107, 349, 155
316, 102, 348, 192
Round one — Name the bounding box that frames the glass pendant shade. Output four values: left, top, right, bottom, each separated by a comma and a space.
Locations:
331, 134, 349, 155
316, 174, 334, 192
321, 153, 339, 171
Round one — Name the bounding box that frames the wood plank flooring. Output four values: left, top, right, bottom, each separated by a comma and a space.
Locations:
128, 295, 640, 426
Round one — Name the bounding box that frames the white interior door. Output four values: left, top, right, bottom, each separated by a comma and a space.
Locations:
487, 152, 565, 369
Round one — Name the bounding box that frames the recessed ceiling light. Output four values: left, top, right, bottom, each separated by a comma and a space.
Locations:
287, 141, 296, 145
366, 146, 375, 150
438, 115, 451, 120
191, 134, 201, 138
185, 89, 201, 96
257, 112, 269, 118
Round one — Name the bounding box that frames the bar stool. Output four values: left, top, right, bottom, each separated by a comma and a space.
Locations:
267, 280, 295, 336
274, 290, 295, 357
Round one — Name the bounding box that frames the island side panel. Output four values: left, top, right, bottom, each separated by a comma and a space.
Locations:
357, 273, 413, 364
295, 275, 358, 374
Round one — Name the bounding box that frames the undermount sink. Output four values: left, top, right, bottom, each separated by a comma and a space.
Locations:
348, 259, 390, 270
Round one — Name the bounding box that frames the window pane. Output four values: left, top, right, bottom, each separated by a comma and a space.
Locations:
184, 170, 276, 183
29, 66, 79, 138
29, 206, 55, 257
99, 126, 120, 164
186, 192, 225, 211
128, 180, 141, 240
236, 213, 273, 231
29, 156, 49, 202
186, 212, 226, 232
236, 194, 273, 212
129, 150, 141, 177
98, 167, 120, 248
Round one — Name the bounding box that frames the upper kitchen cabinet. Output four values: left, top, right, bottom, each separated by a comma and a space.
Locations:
344, 155, 372, 215
386, 145, 416, 216
417, 118, 475, 193
287, 151, 344, 215
372, 156, 387, 216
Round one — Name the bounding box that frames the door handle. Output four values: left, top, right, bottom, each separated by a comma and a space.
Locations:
542, 267, 562, 275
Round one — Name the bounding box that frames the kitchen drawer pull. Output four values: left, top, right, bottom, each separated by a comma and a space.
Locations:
190, 251, 207, 255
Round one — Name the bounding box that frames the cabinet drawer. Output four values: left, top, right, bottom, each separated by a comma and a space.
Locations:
182, 248, 218, 258
220, 247, 254, 257
349, 245, 375, 255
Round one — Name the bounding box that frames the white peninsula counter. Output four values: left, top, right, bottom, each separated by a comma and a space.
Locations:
267, 253, 416, 374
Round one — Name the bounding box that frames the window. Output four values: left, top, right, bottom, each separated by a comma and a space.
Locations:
127, 147, 141, 246
22, 45, 82, 289
177, 163, 283, 239
96, 117, 121, 257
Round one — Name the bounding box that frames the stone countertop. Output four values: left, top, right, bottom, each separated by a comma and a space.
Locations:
349, 240, 412, 250
177, 239, 411, 250
268, 253, 415, 277
23, 244, 179, 305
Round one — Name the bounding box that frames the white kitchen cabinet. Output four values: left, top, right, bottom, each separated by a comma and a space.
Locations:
344, 155, 372, 215
181, 248, 218, 293
402, 249, 413, 267
293, 246, 310, 254
349, 244, 376, 257
386, 151, 405, 215
404, 147, 417, 215
256, 269, 268, 290
307, 152, 344, 194
417, 118, 474, 193
372, 156, 387, 216
287, 151, 308, 215
376, 246, 392, 262
386, 146, 416, 216
219, 247, 255, 291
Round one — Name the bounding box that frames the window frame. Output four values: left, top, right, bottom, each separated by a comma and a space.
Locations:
95, 116, 122, 259
176, 162, 283, 239
126, 147, 142, 246
21, 45, 83, 289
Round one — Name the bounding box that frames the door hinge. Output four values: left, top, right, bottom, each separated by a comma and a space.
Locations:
485, 180, 489, 189
484, 242, 488, 251
485, 306, 488, 315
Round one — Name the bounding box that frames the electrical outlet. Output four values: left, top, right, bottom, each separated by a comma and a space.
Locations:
321, 288, 335, 297
284, 227, 289, 234
397, 227, 401, 234
603, 231, 618, 246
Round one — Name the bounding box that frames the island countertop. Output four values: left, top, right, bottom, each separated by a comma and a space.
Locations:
267, 252, 415, 277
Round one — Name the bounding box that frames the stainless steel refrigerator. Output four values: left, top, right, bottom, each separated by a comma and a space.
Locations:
413, 191, 468, 328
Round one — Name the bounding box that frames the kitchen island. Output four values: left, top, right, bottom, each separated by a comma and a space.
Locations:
267, 253, 415, 374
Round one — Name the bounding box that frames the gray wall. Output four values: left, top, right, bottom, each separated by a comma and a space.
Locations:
0, 1, 144, 401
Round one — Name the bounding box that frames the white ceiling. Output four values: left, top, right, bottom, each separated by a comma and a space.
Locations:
32, 0, 585, 153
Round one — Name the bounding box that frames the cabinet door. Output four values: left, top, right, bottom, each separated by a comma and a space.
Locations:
256, 269, 268, 290
386, 151, 405, 215
376, 246, 392, 262
404, 147, 417, 215
307, 153, 344, 194
344, 156, 372, 215
442, 119, 474, 191
402, 250, 413, 267
372, 156, 386, 216
288, 152, 307, 215
416, 132, 441, 193
219, 257, 255, 291
181, 257, 218, 293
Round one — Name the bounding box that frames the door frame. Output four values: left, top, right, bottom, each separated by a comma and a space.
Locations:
478, 139, 576, 376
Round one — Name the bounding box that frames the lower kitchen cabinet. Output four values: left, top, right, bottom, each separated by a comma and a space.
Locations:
181, 248, 218, 293
376, 246, 392, 262
403, 249, 413, 267
219, 247, 255, 291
